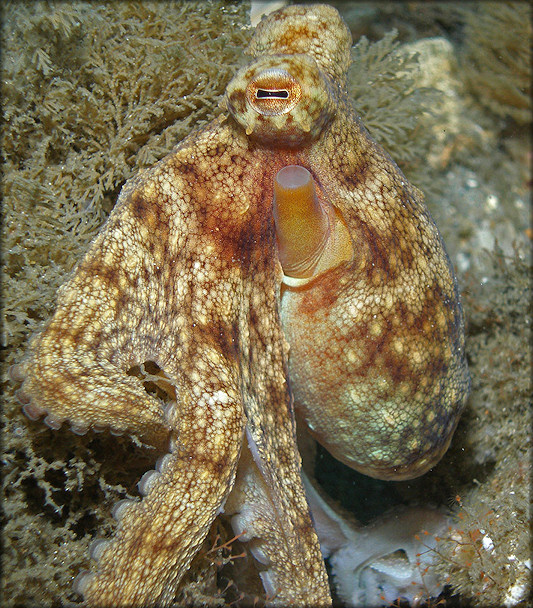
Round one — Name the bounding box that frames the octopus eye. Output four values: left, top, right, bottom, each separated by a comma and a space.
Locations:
225, 56, 332, 146
246, 68, 302, 116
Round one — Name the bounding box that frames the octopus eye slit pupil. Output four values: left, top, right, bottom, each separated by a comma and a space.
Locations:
256, 89, 290, 99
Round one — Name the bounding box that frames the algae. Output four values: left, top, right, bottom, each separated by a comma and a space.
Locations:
430, 245, 531, 606
459, 2, 531, 124
347, 29, 439, 170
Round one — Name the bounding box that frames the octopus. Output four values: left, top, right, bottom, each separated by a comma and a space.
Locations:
12, 4, 470, 607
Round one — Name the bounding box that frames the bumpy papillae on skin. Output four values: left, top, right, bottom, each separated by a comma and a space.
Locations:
13, 4, 469, 607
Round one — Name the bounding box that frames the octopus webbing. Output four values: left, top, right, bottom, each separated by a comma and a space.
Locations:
12, 4, 470, 606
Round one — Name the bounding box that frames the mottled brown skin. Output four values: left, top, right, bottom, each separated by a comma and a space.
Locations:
13, 4, 469, 607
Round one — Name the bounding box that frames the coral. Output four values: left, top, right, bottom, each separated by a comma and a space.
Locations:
459, 2, 532, 124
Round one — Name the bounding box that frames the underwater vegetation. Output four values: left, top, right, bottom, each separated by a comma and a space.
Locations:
430, 246, 531, 606
458, 2, 531, 124
346, 29, 438, 166
2, 1, 530, 607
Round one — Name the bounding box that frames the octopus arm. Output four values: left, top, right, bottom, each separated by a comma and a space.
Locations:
12, 184, 188, 447
14, 155, 250, 605
79, 374, 245, 607
226, 428, 331, 606
226, 288, 331, 604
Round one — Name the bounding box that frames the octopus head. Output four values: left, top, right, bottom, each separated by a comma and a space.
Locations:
225, 54, 336, 147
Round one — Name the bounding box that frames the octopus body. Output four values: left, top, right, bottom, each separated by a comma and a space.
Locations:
13, 4, 470, 606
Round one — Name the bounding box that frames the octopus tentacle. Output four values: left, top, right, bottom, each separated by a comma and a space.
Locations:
11, 182, 189, 449
226, 438, 330, 606
79, 382, 244, 607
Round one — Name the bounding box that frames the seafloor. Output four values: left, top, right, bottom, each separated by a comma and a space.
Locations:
2, 2, 530, 607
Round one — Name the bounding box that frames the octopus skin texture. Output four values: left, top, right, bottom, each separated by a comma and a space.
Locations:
12, 4, 470, 607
